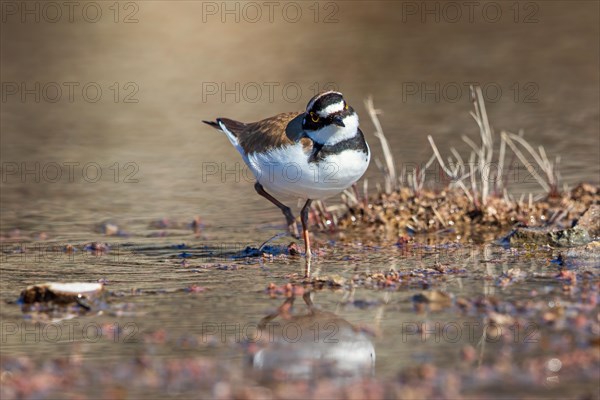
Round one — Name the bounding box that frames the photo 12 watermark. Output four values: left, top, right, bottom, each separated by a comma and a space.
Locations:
401, 81, 539, 104
200, 321, 342, 344
400, 321, 540, 344
200, 1, 340, 24
0, 242, 137, 264
1, 321, 139, 344
400, 1, 540, 24
201, 81, 340, 104
1, 82, 140, 104
1, 1, 140, 24
201, 161, 342, 185
1, 161, 140, 184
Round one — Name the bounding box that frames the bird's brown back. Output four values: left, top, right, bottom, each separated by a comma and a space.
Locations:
221, 112, 309, 154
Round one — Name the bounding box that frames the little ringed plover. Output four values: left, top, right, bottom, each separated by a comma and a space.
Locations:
204, 91, 370, 276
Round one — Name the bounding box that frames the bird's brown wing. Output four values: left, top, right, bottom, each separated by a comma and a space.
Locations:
225, 112, 304, 155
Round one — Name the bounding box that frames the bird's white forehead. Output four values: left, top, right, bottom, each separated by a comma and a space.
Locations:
307, 90, 343, 111
317, 100, 345, 118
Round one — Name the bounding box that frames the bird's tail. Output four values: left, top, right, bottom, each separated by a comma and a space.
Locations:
203, 120, 221, 130
203, 118, 240, 148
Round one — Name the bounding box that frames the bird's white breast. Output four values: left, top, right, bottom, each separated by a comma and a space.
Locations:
247, 141, 370, 201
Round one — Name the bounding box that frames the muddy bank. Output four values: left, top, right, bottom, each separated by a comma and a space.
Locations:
331, 183, 599, 242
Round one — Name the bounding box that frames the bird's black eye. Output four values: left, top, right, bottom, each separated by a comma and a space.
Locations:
310, 112, 320, 123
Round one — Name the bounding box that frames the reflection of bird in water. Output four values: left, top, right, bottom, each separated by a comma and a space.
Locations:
249, 292, 375, 381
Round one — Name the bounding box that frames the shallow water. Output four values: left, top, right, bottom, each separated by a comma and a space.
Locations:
1, 1, 599, 398
2, 237, 599, 397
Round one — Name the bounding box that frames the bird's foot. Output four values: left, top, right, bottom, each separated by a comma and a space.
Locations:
287, 221, 300, 239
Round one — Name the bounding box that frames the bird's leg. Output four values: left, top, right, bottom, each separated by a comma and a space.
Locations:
301, 199, 313, 278
254, 182, 299, 238
258, 296, 295, 329
302, 291, 315, 315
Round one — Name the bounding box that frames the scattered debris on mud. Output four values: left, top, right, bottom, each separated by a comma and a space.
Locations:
333, 183, 599, 240
18, 282, 105, 315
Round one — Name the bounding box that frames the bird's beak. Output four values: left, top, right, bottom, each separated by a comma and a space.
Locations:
332, 115, 345, 127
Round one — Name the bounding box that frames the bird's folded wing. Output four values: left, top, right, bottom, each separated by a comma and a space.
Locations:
236, 112, 303, 154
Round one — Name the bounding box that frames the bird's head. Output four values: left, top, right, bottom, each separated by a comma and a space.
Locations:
302, 91, 359, 145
